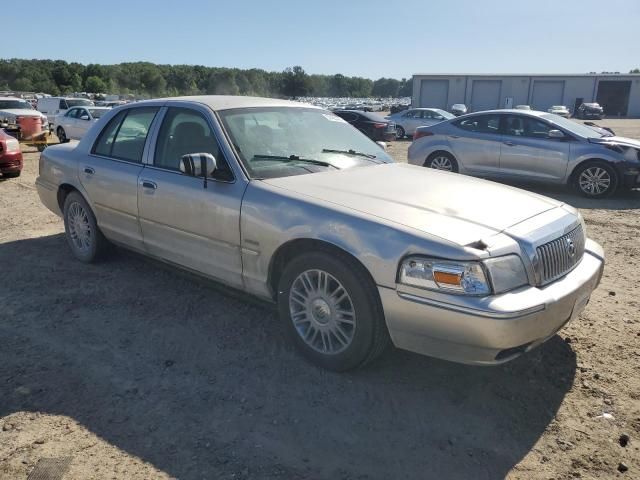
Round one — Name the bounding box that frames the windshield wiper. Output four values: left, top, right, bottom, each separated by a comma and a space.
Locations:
321, 148, 377, 159
252, 154, 337, 168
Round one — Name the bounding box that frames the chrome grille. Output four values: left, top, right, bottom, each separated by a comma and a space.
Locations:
536, 225, 585, 285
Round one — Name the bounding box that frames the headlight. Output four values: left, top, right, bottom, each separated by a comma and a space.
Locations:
5, 138, 20, 152
399, 255, 529, 296
399, 257, 491, 295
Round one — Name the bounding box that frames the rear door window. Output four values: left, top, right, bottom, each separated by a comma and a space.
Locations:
92, 107, 159, 162
454, 114, 501, 134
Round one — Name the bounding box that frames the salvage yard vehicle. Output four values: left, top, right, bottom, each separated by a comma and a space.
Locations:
37, 96, 95, 126
0, 97, 50, 150
0, 128, 23, 178
547, 105, 571, 118
450, 104, 468, 116
409, 109, 640, 197
576, 102, 604, 120
36, 96, 605, 371
385, 108, 454, 139
333, 110, 397, 142
53, 106, 111, 142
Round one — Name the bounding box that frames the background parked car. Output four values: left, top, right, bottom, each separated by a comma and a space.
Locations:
576, 102, 604, 119
0, 128, 23, 178
547, 105, 571, 118
37, 97, 95, 126
0, 97, 49, 140
386, 108, 454, 139
408, 109, 640, 198
333, 110, 396, 142
53, 106, 111, 142
450, 104, 468, 116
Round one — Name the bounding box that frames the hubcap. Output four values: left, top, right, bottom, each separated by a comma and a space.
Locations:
289, 269, 356, 355
579, 167, 611, 195
68, 202, 92, 252
396, 127, 404, 139
430, 156, 453, 171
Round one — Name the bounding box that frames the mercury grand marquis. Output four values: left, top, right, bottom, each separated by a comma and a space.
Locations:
36, 96, 605, 371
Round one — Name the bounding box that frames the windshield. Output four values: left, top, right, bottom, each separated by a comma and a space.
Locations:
218, 107, 393, 179
434, 109, 455, 119
0, 99, 33, 110
541, 114, 605, 138
67, 99, 93, 107
88, 108, 109, 118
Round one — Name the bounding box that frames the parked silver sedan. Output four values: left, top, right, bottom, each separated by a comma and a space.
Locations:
385, 108, 454, 139
409, 109, 640, 197
37, 96, 604, 371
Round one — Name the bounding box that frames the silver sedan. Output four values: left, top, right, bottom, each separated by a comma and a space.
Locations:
408, 109, 640, 197
37, 97, 604, 371
385, 108, 454, 139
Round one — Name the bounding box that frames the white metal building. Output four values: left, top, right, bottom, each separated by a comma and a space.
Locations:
411, 74, 640, 117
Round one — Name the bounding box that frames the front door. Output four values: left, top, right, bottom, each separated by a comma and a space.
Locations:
80, 106, 160, 251
137, 106, 245, 288
448, 114, 503, 176
498, 114, 570, 182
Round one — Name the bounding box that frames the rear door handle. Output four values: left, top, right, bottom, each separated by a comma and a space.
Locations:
84, 166, 95, 175
141, 180, 157, 190
503, 141, 516, 146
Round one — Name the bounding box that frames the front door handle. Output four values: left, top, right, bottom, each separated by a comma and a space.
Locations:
84, 166, 95, 175
141, 180, 157, 190
503, 141, 516, 146
448, 135, 460, 139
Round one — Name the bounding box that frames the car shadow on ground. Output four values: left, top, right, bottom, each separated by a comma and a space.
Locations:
0, 234, 576, 480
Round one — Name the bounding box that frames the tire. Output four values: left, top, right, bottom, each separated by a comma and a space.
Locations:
57, 127, 67, 143
63, 191, 110, 263
573, 161, 618, 198
277, 251, 390, 371
2, 171, 21, 178
396, 126, 405, 139
425, 151, 459, 172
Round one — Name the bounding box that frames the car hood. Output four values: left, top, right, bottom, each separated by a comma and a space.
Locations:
0, 108, 45, 117
263, 163, 563, 246
589, 136, 640, 149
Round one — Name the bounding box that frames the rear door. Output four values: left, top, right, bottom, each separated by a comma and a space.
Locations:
448, 114, 503, 175
498, 114, 570, 182
137, 105, 245, 287
80, 106, 160, 251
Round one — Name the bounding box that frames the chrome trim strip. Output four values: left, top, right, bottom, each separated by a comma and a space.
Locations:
396, 291, 546, 319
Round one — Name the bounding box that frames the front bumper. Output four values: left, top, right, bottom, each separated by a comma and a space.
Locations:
380, 239, 604, 365
0, 152, 23, 173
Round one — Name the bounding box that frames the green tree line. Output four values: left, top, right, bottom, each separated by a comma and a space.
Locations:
0, 59, 412, 98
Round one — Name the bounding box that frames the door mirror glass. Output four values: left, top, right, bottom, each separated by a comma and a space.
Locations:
548, 129, 565, 139
180, 153, 217, 177
80, 115, 90, 121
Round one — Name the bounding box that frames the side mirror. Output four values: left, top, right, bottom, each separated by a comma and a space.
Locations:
80, 115, 90, 121
180, 152, 217, 178
376, 141, 387, 150
548, 129, 565, 139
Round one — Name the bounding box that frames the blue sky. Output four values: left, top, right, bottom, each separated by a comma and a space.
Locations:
8, 0, 640, 79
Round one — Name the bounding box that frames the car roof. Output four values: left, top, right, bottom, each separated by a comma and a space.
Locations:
463, 109, 549, 117
134, 95, 318, 112
0, 96, 30, 101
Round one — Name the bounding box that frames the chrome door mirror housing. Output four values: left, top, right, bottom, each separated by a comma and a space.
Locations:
376, 141, 387, 150
80, 115, 90, 121
548, 129, 565, 139
180, 153, 217, 178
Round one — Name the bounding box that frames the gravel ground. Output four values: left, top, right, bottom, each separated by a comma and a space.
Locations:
1, 120, 639, 479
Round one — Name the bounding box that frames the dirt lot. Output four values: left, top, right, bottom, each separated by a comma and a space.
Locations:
1, 120, 639, 479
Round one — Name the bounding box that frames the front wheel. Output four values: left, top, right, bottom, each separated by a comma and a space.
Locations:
2, 171, 20, 178
63, 192, 110, 262
396, 126, 405, 139
425, 152, 458, 172
573, 162, 618, 198
57, 127, 67, 143
277, 251, 389, 371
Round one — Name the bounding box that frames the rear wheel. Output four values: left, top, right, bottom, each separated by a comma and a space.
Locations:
57, 127, 67, 143
277, 251, 389, 371
425, 151, 458, 172
573, 161, 618, 198
396, 126, 405, 139
63, 192, 110, 262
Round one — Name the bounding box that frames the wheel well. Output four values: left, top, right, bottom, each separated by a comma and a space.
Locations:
57, 183, 79, 211
568, 159, 617, 184
268, 238, 377, 300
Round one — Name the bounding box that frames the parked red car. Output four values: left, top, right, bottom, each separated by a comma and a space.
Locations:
0, 129, 23, 178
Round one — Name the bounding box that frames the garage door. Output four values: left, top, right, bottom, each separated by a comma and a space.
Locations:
531, 81, 564, 111
419, 80, 449, 109
470, 80, 501, 112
